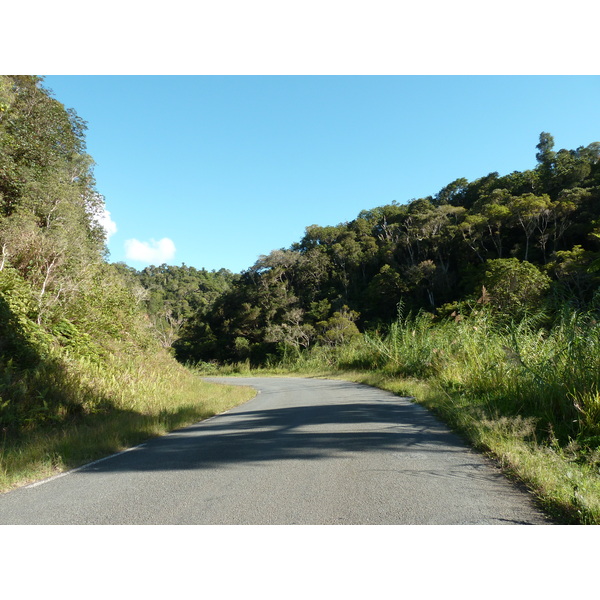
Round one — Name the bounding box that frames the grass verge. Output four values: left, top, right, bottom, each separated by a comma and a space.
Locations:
0, 352, 255, 493
343, 372, 600, 525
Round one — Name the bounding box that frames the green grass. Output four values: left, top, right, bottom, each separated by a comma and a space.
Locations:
0, 350, 255, 492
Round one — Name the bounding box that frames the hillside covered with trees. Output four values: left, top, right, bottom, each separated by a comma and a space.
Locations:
173, 132, 600, 365
0, 75, 252, 488
113, 263, 237, 349
0, 74, 147, 428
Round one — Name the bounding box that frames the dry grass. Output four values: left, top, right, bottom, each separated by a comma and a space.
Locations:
0, 350, 255, 492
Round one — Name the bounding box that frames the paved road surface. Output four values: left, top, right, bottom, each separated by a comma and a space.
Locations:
0, 377, 550, 524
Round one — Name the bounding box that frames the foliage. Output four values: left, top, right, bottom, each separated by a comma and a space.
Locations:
481, 258, 551, 316
113, 262, 237, 349
316, 306, 361, 346
180, 132, 600, 365
0, 76, 227, 441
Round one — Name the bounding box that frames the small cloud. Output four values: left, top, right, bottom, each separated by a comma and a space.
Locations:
124, 237, 176, 264
89, 206, 117, 240
97, 208, 118, 240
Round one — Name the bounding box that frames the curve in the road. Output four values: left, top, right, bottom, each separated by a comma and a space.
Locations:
0, 377, 550, 524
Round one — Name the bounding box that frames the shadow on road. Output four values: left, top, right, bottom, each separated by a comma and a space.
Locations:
81, 395, 470, 475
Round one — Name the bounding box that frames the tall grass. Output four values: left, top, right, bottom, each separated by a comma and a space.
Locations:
322, 308, 600, 445
0, 347, 255, 492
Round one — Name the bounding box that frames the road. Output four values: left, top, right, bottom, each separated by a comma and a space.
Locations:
0, 377, 550, 524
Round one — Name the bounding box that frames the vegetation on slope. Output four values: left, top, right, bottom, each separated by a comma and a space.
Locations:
0, 76, 254, 491
113, 262, 237, 349
174, 132, 600, 366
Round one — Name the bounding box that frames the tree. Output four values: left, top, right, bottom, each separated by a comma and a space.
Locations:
507, 193, 552, 261
317, 306, 361, 346
435, 177, 469, 206
547, 245, 599, 306
264, 307, 315, 356
482, 258, 551, 316
0, 77, 105, 316
459, 213, 489, 263
536, 132, 556, 167
365, 264, 406, 321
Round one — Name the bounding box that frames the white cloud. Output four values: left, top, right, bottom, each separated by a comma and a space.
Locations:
124, 237, 176, 264
97, 208, 118, 240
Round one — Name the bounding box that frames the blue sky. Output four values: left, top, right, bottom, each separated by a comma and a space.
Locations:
42, 75, 600, 273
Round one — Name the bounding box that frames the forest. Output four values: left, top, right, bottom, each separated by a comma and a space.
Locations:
168, 131, 600, 365
2, 74, 600, 522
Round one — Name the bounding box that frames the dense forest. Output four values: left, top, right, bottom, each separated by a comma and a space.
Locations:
169, 132, 600, 365
113, 263, 237, 349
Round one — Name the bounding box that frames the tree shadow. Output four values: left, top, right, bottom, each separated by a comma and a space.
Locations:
81, 391, 471, 474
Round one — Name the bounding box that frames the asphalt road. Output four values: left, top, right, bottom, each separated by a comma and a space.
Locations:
0, 377, 550, 524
